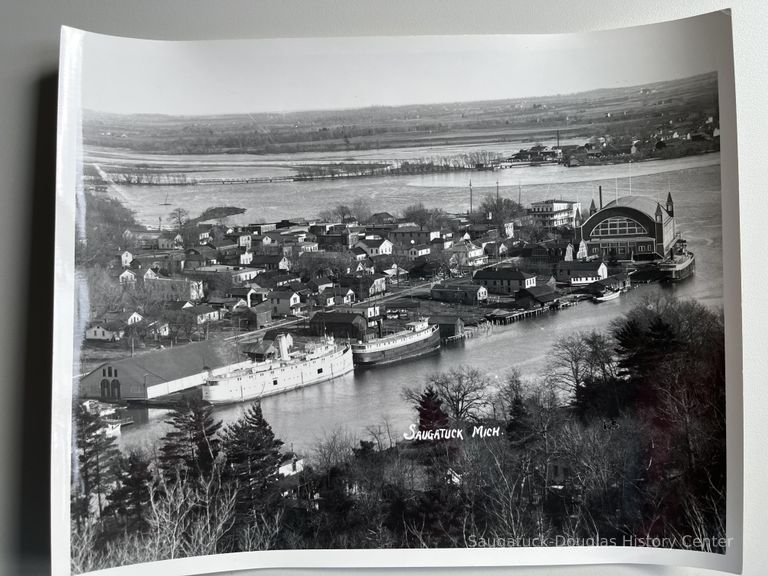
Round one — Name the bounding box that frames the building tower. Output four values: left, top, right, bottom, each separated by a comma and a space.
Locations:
666, 191, 674, 217
589, 198, 597, 216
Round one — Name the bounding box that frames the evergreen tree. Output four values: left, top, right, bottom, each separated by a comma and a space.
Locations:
506, 389, 533, 445
159, 396, 222, 480
104, 450, 152, 532
416, 386, 449, 436
221, 402, 284, 520
72, 402, 120, 523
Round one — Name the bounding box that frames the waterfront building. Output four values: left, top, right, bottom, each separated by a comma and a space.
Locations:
431, 281, 488, 305
473, 268, 536, 295
515, 286, 558, 309
79, 339, 241, 402
587, 272, 632, 295
428, 315, 465, 339
528, 199, 582, 229
577, 194, 677, 261
554, 260, 609, 285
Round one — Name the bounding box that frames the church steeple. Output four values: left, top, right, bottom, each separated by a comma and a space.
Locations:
574, 205, 582, 227
655, 203, 664, 223
589, 198, 597, 216
666, 191, 674, 217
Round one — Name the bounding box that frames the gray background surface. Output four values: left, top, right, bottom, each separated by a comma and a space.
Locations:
0, 1, 765, 575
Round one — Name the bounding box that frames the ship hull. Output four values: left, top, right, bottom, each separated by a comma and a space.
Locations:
661, 254, 696, 282
202, 345, 353, 405
353, 328, 441, 367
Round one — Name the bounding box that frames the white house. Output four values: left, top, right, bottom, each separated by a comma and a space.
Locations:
555, 261, 609, 286
84, 322, 124, 342
143, 268, 159, 281
398, 243, 431, 261
185, 304, 221, 325
119, 269, 137, 286
354, 236, 394, 257
449, 241, 488, 268
239, 251, 253, 266
268, 290, 302, 316
120, 250, 133, 268
332, 286, 356, 306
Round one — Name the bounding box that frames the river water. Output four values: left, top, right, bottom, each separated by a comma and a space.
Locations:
111, 152, 723, 455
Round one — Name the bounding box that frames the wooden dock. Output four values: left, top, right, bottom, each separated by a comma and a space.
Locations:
484, 298, 581, 326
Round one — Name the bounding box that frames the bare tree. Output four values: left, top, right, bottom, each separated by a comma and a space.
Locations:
544, 330, 616, 397
237, 509, 284, 552
426, 367, 491, 423
310, 427, 355, 473
167, 207, 190, 234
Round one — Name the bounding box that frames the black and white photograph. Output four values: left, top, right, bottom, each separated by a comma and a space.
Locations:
54, 11, 739, 575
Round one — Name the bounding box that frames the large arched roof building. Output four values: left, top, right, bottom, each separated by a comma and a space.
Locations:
578, 193, 677, 261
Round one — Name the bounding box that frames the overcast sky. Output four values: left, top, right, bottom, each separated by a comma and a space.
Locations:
80, 11, 729, 116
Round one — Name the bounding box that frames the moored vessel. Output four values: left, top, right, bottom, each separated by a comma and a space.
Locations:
659, 251, 696, 282
202, 334, 353, 404
592, 289, 621, 302
351, 318, 441, 367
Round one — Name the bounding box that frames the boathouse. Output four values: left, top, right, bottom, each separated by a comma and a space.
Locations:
587, 272, 631, 294
472, 267, 536, 295
79, 339, 247, 402
515, 286, 558, 309
428, 315, 465, 340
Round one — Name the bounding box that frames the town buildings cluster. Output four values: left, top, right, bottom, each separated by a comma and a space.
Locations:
81, 183, 684, 402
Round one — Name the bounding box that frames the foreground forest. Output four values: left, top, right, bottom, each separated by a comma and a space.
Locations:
70, 296, 726, 572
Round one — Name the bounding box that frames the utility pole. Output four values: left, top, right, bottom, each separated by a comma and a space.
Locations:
469, 180, 473, 215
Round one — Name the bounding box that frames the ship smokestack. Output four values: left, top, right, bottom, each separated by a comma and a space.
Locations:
599, 185, 603, 209
276, 333, 292, 360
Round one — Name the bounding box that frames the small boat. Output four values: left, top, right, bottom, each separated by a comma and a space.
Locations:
593, 289, 621, 302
